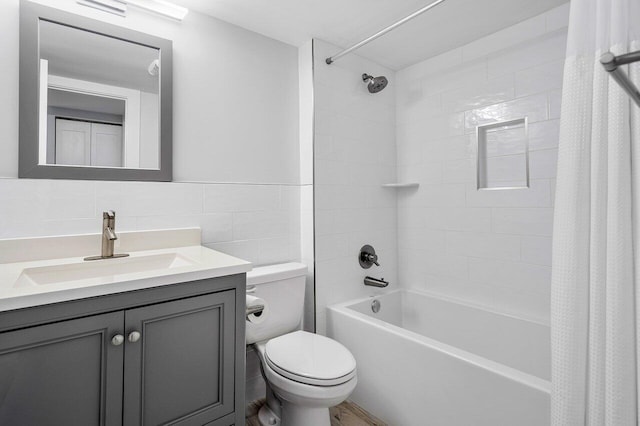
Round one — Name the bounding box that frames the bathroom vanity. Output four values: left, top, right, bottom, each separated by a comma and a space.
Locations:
0, 228, 251, 426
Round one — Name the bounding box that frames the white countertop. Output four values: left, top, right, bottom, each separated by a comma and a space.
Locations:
0, 229, 252, 312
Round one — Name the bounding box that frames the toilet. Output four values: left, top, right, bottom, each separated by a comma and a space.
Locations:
246, 263, 357, 426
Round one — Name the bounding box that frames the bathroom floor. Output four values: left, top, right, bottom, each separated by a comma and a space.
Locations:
246, 399, 387, 426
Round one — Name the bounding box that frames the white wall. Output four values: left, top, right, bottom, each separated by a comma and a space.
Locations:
313, 40, 398, 334
0, 0, 303, 262
395, 4, 569, 323
0, 0, 300, 183
0, 0, 307, 410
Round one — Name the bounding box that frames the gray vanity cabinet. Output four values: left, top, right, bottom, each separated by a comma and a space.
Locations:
0, 275, 244, 426
0, 311, 125, 426
123, 291, 236, 426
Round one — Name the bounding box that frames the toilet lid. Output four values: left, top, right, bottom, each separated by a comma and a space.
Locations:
265, 331, 357, 386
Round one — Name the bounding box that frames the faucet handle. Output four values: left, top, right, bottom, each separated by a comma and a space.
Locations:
103, 210, 116, 219
359, 244, 380, 269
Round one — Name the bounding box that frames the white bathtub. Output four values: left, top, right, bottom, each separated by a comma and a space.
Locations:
326, 290, 550, 426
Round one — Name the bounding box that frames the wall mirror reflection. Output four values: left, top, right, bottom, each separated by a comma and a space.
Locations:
20, 1, 173, 181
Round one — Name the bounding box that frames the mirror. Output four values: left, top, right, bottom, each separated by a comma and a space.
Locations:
20, 1, 173, 181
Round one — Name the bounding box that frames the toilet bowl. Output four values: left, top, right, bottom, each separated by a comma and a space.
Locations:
246, 263, 357, 426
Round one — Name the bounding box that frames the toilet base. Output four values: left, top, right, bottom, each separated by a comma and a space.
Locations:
258, 404, 281, 426
280, 401, 331, 426
258, 400, 331, 426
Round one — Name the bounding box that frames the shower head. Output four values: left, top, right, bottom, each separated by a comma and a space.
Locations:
362, 73, 388, 93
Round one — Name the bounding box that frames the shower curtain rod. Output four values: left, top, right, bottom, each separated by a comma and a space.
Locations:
325, 0, 447, 65
601, 50, 640, 108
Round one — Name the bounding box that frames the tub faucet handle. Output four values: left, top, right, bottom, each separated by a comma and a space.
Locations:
364, 252, 379, 266
359, 245, 380, 268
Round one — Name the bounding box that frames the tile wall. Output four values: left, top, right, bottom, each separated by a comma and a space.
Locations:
395, 4, 569, 322
313, 40, 398, 334
0, 179, 302, 266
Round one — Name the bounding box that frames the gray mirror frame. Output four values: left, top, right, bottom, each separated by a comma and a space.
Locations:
19, 0, 173, 182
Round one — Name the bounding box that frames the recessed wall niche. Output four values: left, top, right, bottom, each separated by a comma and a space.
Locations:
476, 117, 529, 190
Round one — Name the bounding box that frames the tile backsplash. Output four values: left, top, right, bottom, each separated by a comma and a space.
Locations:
0, 178, 303, 267
395, 3, 568, 323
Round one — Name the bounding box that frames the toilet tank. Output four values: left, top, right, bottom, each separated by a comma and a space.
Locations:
245, 262, 307, 344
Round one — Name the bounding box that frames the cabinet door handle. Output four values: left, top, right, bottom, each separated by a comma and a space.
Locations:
128, 331, 141, 343
111, 334, 125, 346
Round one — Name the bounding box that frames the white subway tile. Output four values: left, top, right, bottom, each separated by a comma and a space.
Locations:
418, 184, 467, 207
201, 213, 233, 244
398, 162, 442, 185
515, 60, 564, 97
443, 134, 475, 161
466, 179, 552, 208
136, 215, 202, 233
441, 74, 515, 113
229, 185, 281, 212
447, 231, 521, 261
205, 240, 260, 264
0, 179, 40, 221
422, 61, 487, 97
468, 257, 551, 295
398, 249, 429, 288
398, 227, 446, 252
315, 159, 349, 185
203, 184, 236, 213
465, 94, 549, 131
529, 148, 558, 180
424, 207, 492, 232
120, 182, 203, 217
521, 236, 553, 266
37, 180, 95, 219
548, 89, 563, 119
280, 186, 301, 211
443, 159, 475, 183
487, 31, 568, 78
424, 253, 469, 280
232, 211, 289, 240
492, 208, 554, 236
528, 119, 560, 151
425, 112, 467, 139
315, 233, 350, 261
258, 237, 294, 265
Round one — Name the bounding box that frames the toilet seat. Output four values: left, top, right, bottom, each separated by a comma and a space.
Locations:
264, 331, 356, 386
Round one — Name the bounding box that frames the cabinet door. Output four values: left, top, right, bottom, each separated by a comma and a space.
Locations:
123, 291, 236, 426
0, 311, 124, 426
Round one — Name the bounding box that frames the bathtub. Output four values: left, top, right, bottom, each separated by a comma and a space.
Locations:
326, 289, 550, 426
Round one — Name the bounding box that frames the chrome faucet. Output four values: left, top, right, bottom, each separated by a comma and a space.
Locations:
85, 211, 129, 261
102, 210, 118, 257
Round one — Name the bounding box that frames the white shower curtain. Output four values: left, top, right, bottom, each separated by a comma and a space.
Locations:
551, 0, 640, 425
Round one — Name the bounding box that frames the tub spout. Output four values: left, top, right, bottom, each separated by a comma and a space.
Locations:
364, 276, 389, 288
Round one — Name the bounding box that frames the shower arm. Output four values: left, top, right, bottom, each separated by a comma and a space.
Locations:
325, 0, 448, 65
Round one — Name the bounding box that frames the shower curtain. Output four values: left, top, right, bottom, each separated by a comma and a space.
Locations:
551, 0, 640, 425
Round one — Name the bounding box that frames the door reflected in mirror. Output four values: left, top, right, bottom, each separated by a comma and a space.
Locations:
39, 19, 160, 170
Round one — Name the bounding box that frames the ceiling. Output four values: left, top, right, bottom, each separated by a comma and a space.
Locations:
171, 0, 568, 70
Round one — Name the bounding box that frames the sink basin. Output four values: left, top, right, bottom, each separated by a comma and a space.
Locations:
16, 253, 194, 286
